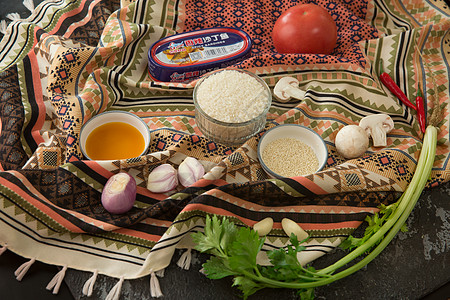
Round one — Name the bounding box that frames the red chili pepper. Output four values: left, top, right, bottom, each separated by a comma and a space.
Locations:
415, 88, 426, 133
379, 62, 417, 111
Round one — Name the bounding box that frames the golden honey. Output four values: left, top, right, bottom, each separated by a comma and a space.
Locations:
85, 122, 145, 160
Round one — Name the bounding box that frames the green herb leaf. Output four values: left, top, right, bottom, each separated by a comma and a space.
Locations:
202, 256, 237, 279
297, 288, 315, 300
232, 276, 264, 299
219, 216, 238, 255
228, 227, 264, 272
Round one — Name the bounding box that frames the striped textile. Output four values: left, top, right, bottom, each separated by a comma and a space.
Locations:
0, 0, 448, 292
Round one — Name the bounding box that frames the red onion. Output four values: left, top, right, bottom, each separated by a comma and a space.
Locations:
101, 172, 136, 214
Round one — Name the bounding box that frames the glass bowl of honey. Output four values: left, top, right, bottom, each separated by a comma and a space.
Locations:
80, 111, 151, 160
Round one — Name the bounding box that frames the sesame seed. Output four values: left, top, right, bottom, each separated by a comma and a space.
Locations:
262, 137, 319, 177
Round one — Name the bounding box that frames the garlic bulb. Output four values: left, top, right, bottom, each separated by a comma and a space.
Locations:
178, 157, 205, 187
147, 164, 178, 193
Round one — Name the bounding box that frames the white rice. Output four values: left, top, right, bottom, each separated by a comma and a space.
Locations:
195, 70, 268, 123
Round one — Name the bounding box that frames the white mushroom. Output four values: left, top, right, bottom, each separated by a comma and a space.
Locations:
359, 114, 394, 147
335, 125, 369, 159
273, 76, 306, 102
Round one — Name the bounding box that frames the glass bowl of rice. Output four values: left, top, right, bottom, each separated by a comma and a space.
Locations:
193, 69, 272, 146
257, 124, 328, 178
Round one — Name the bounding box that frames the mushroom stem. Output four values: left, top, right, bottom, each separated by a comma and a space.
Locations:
283, 84, 306, 100
371, 125, 388, 147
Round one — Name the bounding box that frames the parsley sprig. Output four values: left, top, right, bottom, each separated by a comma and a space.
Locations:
192, 215, 321, 299
192, 126, 437, 300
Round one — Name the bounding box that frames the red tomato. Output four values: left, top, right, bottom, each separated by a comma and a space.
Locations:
272, 4, 337, 55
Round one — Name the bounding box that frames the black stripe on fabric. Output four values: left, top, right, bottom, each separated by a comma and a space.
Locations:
113, 68, 124, 100
150, 224, 205, 253
150, 81, 191, 90
191, 194, 370, 224
374, 0, 411, 31
135, 0, 146, 25
392, 36, 412, 122
275, 178, 318, 198
53, 0, 92, 37
70, 160, 110, 184
0, 209, 146, 265
22, 55, 39, 152
172, 0, 181, 31
28, 0, 68, 28
306, 90, 413, 125
107, 69, 121, 105
395, 31, 412, 102
307, 90, 382, 117
128, 221, 169, 236
35, 29, 47, 42
0, 23, 20, 63
120, 24, 148, 73
117, 97, 193, 104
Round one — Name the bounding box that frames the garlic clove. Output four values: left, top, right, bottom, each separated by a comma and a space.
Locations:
253, 217, 274, 236
147, 164, 178, 193
178, 157, 205, 187
281, 218, 309, 242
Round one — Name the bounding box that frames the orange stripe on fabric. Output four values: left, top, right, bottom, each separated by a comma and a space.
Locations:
26, 51, 45, 146
192, 178, 228, 188
4, 171, 121, 232
207, 189, 379, 214
52, 0, 90, 37
289, 176, 328, 195
114, 228, 161, 242
64, 0, 103, 37
289, 221, 363, 231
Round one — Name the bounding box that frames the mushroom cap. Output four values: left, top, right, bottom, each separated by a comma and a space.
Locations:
335, 125, 369, 159
273, 77, 300, 102
359, 114, 394, 147
359, 114, 394, 132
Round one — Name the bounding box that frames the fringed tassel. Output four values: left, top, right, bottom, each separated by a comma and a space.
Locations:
82, 269, 98, 297
0, 20, 7, 35
14, 257, 36, 281
6, 13, 21, 22
46, 265, 68, 294
0, 245, 7, 255
156, 269, 165, 277
23, 0, 35, 13
176, 248, 192, 270
105, 276, 124, 300
150, 271, 163, 298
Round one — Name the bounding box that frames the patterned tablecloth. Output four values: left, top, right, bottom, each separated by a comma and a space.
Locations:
0, 0, 448, 297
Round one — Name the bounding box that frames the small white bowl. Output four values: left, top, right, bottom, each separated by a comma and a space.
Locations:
257, 124, 328, 178
80, 111, 151, 160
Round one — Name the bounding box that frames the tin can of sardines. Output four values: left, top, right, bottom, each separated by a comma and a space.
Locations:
148, 27, 252, 83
